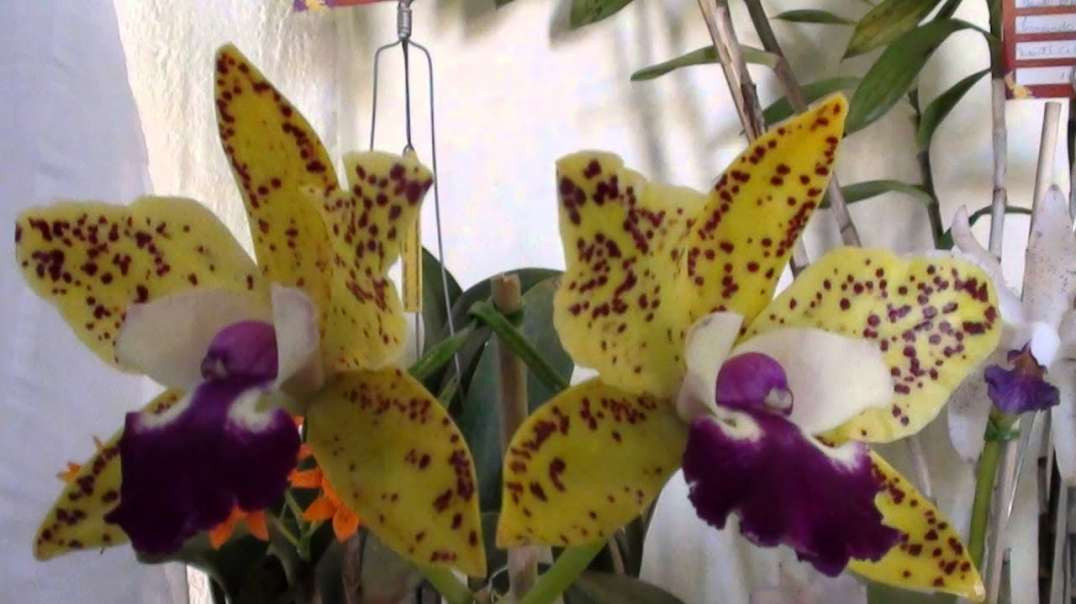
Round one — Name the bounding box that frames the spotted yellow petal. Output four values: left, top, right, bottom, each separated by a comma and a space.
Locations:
849, 452, 984, 602
744, 248, 1000, 443
554, 95, 847, 398
214, 44, 335, 326
34, 390, 184, 560
306, 368, 484, 576
15, 198, 266, 369
496, 379, 686, 548
315, 151, 433, 371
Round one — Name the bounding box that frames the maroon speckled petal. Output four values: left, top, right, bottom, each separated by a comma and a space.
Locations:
985, 345, 1060, 414
683, 410, 899, 576
715, 352, 793, 416
105, 377, 298, 554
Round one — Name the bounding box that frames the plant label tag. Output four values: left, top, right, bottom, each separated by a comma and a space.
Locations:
1005, 0, 1076, 98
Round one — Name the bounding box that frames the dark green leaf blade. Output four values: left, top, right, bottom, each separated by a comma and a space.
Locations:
631, 45, 776, 82
421, 247, 463, 354
775, 9, 854, 25
845, 0, 943, 57
565, 571, 686, 604
569, 0, 633, 29
915, 68, 989, 150
762, 76, 860, 124
846, 19, 980, 133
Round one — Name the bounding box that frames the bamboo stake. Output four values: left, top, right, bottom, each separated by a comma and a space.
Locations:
695, 0, 811, 272
492, 274, 544, 602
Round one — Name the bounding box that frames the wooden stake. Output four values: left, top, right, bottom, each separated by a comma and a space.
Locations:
493, 274, 542, 602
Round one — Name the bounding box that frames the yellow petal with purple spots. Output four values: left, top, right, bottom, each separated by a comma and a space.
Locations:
848, 452, 985, 602
316, 151, 433, 371
553, 95, 847, 398
744, 248, 1000, 443
34, 390, 184, 560
15, 198, 266, 369
214, 44, 335, 326
496, 379, 686, 548
306, 368, 485, 576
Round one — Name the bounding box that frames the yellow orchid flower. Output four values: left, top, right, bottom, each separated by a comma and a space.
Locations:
497, 95, 999, 600
16, 44, 484, 577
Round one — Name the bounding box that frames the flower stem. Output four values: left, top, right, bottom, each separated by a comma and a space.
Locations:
968, 411, 1016, 568
519, 543, 604, 604
270, 516, 301, 550
420, 566, 475, 604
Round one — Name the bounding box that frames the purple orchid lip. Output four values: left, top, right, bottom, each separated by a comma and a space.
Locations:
684, 410, 899, 576
686, 351, 898, 576
985, 344, 1060, 414
201, 320, 278, 382
106, 320, 298, 554
715, 352, 794, 416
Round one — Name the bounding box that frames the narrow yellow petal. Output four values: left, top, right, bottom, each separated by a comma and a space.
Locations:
497, 380, 685, 548
316, 151, 433, 371
745, 248, 1001, 443
849, 452, 985, 602
553, 95, 847, 397
306, 368, 485, 576
214, 45, 335, 328
15, 198, 266, 369
34, 390, 184, 560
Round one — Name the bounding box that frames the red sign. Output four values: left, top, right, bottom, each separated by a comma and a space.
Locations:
1004, 0, 1076, 98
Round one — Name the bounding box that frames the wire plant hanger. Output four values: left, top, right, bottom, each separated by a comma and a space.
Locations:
368, 0, 462, 382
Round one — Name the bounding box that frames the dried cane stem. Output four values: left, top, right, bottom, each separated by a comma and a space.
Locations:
696, 0, 811, 272
742, 0, 861, 247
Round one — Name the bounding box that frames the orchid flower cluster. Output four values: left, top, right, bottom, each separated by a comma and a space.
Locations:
15, 44, 1013, 604
17, 45, 484, 582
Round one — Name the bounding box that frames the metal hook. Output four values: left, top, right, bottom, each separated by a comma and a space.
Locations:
368, 0, 462, 383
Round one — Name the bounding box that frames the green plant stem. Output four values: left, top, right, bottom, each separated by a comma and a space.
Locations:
519, 543, 604, 604
410, 322, 475, 381
469, 300, 570, 392
270, 516, 301, 550
967, 411, 1017, 568
420, 566, 475, 604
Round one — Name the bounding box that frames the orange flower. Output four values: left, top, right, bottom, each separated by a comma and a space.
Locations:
288, 466, 360, 542
208, 506, 269, 549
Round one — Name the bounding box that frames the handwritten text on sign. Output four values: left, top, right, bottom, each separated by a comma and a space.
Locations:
1006, 0, 1076, 97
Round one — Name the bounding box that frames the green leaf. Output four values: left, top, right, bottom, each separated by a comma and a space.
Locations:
630, 45, 776, 81
458, 277, 573, 511
762, 76, 860, 124
410, 322, 476, 382
846, 20, 981, 133
439, 268, 560, 402
775, 9, 854, 25
564, 571, 686, 604
421, 247, 463, 353
915, 69, 989, 150
935, 0, 963, 20
845, 0, 944, 57
827, 179, 933, 207
569, 0, 633, 29
866, 581, 956, 603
